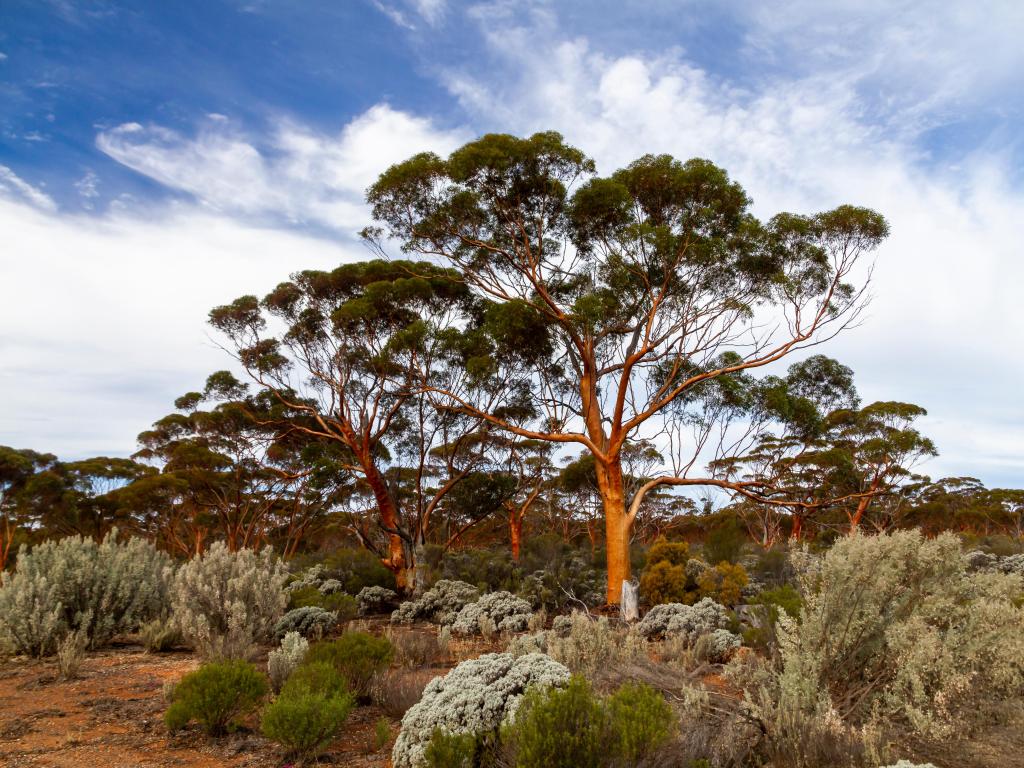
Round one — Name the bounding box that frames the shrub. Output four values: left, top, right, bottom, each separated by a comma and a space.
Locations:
0, 531, 173, 656
267, 631, 308, 692
282, 660, 349, 698
510, 675, 606, 768
303, 631, 394, 698
604, 680, 675, 763
697, 562, 749, 606
639, 560, 689, 605
140, 617, 184, 653
452, 591, 533, 636
391, 580, 480, 626
320, 546, 397, 593
374, 716, 392, 751
357, 585, 399, 615
261, 686, 355, 761
170, 542, 287, 659
702, 517, 745, 564
645, 538, 690, 566
391, 652, 570, 768
164, 660, 268, 735
441, 547, 516, 592
423, 728, 477, 768
507, 676, 673, 768
694, 628, 741, 663
288, 585, 358, 617
387, 627, 444, 667
274, 606, 338, 640
371, 668, 431, 718
636, 598, 730, 641
545, 610, 643, 675
56, 631, 86, 679
772, 530, 1024, 738
743, 584, 802, 651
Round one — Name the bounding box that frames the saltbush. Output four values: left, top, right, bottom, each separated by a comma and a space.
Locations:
267, 631, 308, 692
140, 617, 184, 653
164, 660, 268, 735
274, 606, 338, 640
0, 531, 172, 656
391, 579, 479, 626
636, 597, 730, 641
452, 591, 533, 635
772, 530, 1024, 738
303, 631, 394, 698
392, 652, 570, 768
170, 542, 287, 659
357, 585, 399, 615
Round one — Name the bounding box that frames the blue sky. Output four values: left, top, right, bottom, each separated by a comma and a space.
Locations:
2, 0, 1024, 486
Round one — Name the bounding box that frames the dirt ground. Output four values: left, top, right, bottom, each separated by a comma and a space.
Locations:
3, 639, 1022, 768
0, 644, 399, 768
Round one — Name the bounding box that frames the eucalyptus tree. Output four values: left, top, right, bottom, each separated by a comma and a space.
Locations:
364, 131, 887, 601
208, 260, 511, 592
0, 446, 56, 568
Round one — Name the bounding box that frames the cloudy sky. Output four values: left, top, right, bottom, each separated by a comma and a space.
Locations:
1, 0, 1023, 486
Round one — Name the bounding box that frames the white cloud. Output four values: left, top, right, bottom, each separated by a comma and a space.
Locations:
0, 165, 57, 211
0, 196, 356, 458
96, 104, 469, 233
74, 170, 100, 208
437, 12, 1024, 485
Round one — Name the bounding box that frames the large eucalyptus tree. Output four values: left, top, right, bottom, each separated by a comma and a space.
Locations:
364, 131, 888, 602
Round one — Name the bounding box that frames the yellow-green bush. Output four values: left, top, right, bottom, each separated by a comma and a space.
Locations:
697, 562, 749, 606
164, 660, 268, 735
261, 688, 354, 761
506, 675, 673, 768
303, 632, 393, 699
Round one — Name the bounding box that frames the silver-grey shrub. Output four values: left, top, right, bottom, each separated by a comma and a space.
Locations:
452, 591, 533, 636
0, 531, 173, 656
267, 631, 308, 692
392, 651, 570, 768
390, 579, 479, 626
357, 585, 399, 615
636, 597, 730, 641
274, 606, 337, 640
170, 542, 287, 659
773, 530, 1024, 738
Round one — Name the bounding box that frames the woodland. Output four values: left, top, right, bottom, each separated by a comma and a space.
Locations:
1, 133, 1022, 768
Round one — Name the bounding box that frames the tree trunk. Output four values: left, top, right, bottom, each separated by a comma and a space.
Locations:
596, 459, 630, 604
361, 459, 410, 593
509, 509, 523, 564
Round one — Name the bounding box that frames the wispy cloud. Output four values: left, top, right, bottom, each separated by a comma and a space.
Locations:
0, 165, 57, 211
96, 105, 468, 233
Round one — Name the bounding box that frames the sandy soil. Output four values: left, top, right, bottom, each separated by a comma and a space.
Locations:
0, 645, 398, 768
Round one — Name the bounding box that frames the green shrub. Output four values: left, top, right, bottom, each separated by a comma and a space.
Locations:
604, 681, 675, 763
303, 632, 393, 698
288, 586, 358, 617
743, 584, 802, 651
423, 728, 477, 768
164, 660, 268, 735
319, 547, 397, 593
281, 661, 349, 699
702, 518, 745, 565
510, 675, 606, 768
507, 676, 673, 768
261, 687, 354, 761
0, 531, 172, 656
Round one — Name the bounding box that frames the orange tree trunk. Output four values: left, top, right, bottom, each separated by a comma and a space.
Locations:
509, 509, 523, 564
596, 458, 630, 604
